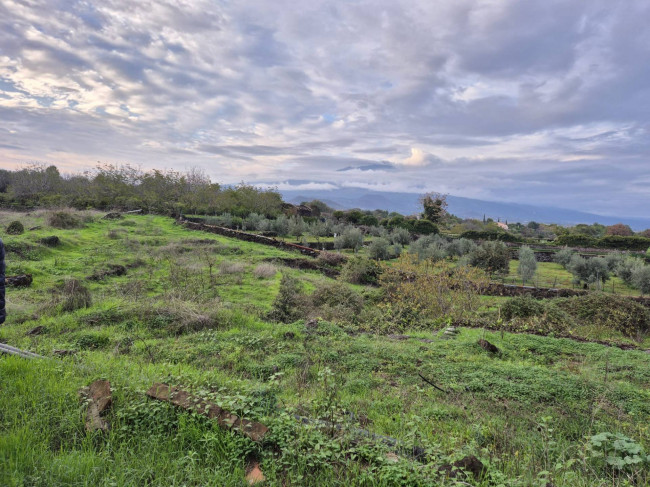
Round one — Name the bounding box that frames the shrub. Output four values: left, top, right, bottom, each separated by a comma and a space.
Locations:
6, 220, 24, 235
339, 256, 382, 285
58, 279, 92, 312
75, 333, 110, 350
379, 255, 488, 328
316, 251, 346, 267
554, 248, 574, 268
557, 294, 650, 337
501, 296, 573, 334
310, 281, 364, 322
517, 246, 537, 285
554, 234, 597, 247
39, 235, 60, 247
412, 219, 438, 235
253, 263, 277, 279
48, 211, 83, 229
460, 230, 522, 243
468, 241, 510, 275
597, 235, 650, 251
268, 273, 305, 323
219, 261, 245, 274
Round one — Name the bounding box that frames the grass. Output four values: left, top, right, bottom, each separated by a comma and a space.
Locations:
502, 261, 640, 296
1, 210, 648, 486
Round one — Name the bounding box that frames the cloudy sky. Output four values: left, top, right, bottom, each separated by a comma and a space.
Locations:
1, 0, 649, 216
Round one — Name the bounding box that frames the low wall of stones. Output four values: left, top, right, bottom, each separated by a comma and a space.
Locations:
484, 282, 650, 307
179, 220, 321, 258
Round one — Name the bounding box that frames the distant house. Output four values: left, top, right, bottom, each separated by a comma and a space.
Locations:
496, 221, 509, 231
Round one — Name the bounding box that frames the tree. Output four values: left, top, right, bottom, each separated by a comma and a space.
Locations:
632, 266, 650, 295
468, 241, 510, 276
567, 255, 610, 288
420, 192, 448, 224
413, 219, 439, 235
605, 223, 634, 236
517, 246, 537, 285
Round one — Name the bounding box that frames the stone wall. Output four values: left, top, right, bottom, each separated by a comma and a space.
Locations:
179, 219, 322, 258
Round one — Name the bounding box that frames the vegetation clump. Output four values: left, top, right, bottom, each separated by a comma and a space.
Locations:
47, 211, 83, 229
268, 273, 305, 323
57, 279, 92, 312
5, 220, 24, 235
557, 294, 650, 338
339, 256, 381, 285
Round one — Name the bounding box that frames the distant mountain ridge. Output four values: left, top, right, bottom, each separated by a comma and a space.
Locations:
279, 187, 650, 230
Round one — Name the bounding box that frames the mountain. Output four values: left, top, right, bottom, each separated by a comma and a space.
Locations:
279, 187, 650, 230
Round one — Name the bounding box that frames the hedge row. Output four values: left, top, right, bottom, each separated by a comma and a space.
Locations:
554, 234, 650, 251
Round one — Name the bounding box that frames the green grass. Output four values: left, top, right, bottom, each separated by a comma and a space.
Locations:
503, 261, 640, 296
1, 211, 648, 486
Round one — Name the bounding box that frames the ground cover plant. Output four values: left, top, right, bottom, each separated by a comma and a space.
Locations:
0, 210, 649, 486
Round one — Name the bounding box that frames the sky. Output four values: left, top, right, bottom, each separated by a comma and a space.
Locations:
0, 0, 649, 216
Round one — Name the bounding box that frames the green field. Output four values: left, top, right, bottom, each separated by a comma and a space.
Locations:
1, 211, 649, 486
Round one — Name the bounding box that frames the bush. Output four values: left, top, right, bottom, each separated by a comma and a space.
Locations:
501, 296, 573, 334
557, 294, 650, 337
339, 256, 382, 285
554, 234, 597, 247
460, 230, 522, 243
468, 241, 510, 275
446, 238, 476, 257
502, 295, 546, 320
219, 261, 245, 274
309, 281, 364, 322
6, 220, 24, 235
378, 255, 488, 328
316, 251, 346, 267
48, 211, 83, 229
268, 273, 305, 323
58, 279, 92, 312
75, 333, 110, 350
597, 235, 650, 251
412, 219, 438, 235
253, 263, 277, 279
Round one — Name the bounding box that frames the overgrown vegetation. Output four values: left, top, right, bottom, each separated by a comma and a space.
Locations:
0, 210, 648, 486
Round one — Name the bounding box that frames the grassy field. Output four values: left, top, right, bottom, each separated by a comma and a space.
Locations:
502, 260, 640, 296
1, 211, 649, 486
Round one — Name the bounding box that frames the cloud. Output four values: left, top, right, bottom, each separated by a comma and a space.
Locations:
0, 0, 649, 216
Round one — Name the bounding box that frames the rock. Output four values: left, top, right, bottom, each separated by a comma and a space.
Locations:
245, 462, 265, 485
5, 274, 33, 287
26, 325, 45, 336
29, 226, 42, 231
80, 379, 112, 432
87, 264, 127, 281
40, 235, 60, 247
146, 383, 269, 442
102, 212, 123, 220
478, 339, 501, 354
